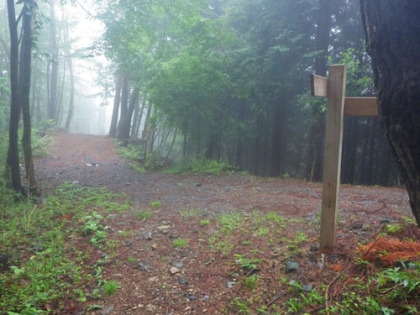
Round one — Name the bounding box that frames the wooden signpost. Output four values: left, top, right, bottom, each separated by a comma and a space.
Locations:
311, 64, 379, 250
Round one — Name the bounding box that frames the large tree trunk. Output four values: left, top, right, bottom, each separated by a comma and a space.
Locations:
20, 0, 38, 195
5, 0, 22, 193
360, 0, 420, 225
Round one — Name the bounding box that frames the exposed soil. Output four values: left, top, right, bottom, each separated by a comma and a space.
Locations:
35, 131, 415, 314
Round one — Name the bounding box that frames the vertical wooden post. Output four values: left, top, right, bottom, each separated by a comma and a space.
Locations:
320, 65, 347, 250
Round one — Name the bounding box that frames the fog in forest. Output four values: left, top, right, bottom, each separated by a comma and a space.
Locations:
0, 0, 400, 186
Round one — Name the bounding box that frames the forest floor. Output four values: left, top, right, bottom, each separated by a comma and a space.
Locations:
34, 131, 418, 314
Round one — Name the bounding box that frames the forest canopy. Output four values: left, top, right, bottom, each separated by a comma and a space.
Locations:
0, 0, 399, 187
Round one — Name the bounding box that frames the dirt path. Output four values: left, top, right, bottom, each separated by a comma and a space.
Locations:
35, 131, 413, 314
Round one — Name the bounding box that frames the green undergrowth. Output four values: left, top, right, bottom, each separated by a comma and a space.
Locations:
114, 144, 143, 161
114, 140, 237, 175
0, 182, 130, 314
165, 158, 236, 175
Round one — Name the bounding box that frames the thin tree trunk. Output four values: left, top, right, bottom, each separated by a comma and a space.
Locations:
20, 0, 38, 194
5, 0, 22, 192
116, 74, 129, 139
48, 0, 59, 122
117, 85, 140, 144
109, 73, 122, 137
130, 97, 140, 138
134, 98, 147, 137
64, 55, 74, 130
166, 127, 178, 159
57, 56, 66, 126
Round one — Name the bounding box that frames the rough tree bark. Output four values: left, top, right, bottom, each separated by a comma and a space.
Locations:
360, 0, 420, 225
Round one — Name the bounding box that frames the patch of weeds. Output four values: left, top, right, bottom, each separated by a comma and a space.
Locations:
165, 158, 236, 175
173, 238, 189, 247
266, 212, 286, 224
234, 254, 263, 272
243, 274, 259, 290
284, 282, 324, 313
219, 213, 245, 235
103, 280, 119, 295
216, 239, 234, 255
32, 130, 53, 157
254, 226, 269, 237
127, 257, 136, 263
150, 200, 161, 207
90, 230, 107, 247
0, 182, 132, 314
200, 219, 210, 226
385, 223, 403, 235
227, 297, 253, 314
82, 212, 107, 247
401, 216, 416, 225
115, 144, 142, 161
241, 240, 253, 245
119, 230, 131, 237
295, 231, 308, 243
208, 234, 221, 251
131, 163, 146, 173
144, 151, 167, 171
86, 305, 103, 312
136, 209, 151, 220
106, 239, 117, 252
180, 207, 204, 218
288, 218, 304, 223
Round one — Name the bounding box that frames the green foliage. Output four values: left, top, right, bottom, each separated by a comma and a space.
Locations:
136, 209, 151, 220
180, 207, 204, 218
0, 183, 125, 313
31, 130, 52, 157
166, 158, 235, 175
143, 152, 167, 171
234, 254, 263, 272
103, 280, 119, 295
227, 298, 253, 314
220, 213, 245, 235
131, 163, 146, 173
243, 274, 259, 290
115, 144, 142, 161
172, 238, 189, 247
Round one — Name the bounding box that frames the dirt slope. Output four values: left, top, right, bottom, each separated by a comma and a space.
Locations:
35, 131, 413, 314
